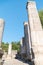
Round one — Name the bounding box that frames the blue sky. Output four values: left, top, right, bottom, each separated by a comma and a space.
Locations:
0, 0, 43, 43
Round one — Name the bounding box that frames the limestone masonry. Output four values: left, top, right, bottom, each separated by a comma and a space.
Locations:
0, 19, 4, 47
27, 1, 43, 65
20, 1, 43, 65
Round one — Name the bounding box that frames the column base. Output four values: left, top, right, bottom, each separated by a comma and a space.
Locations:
6, 54, 12, 59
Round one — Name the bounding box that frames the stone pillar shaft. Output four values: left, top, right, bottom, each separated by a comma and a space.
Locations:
20, 37, 26, 54
0, 19, 5, 47
27, 1, 43, 65
24, 22, 32, 60
8, 44, 12, 55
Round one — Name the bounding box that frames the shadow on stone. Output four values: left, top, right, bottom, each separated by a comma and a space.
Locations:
15, 53, 33, 65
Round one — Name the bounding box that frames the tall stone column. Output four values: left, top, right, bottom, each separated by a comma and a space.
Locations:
8, 43, 12, 55
20, 37, 27, 59
0, 19, 5, 48
20, 37, 26, 54
24, 22, 32, 60
0, 18, 5, 58
27, 1, 43, 65
7, 43, 12, 59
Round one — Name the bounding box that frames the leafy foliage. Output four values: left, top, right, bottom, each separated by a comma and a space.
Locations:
39, 10, 43, 27
1, 42, 9, 52
12, 41, 20, 52
1, 41, 20, 52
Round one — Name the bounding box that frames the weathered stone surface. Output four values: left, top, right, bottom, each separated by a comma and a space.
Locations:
0, 19, 4, 59
27, 1, 43, 65
0, 19, 4, 47
8, 44, 12, 55
7, 44, 12, 59
24, 22, 32, 60
20, 37, 26, 54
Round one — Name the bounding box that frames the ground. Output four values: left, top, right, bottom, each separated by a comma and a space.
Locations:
3, 58, 29, 65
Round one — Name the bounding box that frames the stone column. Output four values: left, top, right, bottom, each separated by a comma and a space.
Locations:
0, 19, 5, 48
7, 43, 12, 59
27, 1, 43, 65
24, 22, 32, 60
20, 37, 26, 54
8, 43, 12, 55
0, 19, 5, 58
20, 37, 27, 59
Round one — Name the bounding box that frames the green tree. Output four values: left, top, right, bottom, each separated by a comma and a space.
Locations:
1, 41, 20, 52
39, 10, 43, 27
1, 42, 9, 52
11, 41, 20, 51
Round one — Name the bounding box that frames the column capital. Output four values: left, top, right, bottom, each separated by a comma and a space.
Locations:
26, 1, 36, 9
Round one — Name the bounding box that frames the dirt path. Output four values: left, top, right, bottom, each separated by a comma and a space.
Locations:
3, 58, 29, 65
